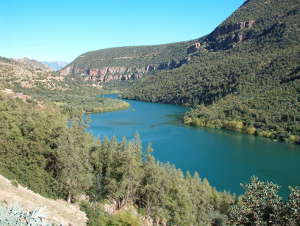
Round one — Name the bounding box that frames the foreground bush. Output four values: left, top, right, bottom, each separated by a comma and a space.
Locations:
0, 204, 50, 226
229, 177, 300, 225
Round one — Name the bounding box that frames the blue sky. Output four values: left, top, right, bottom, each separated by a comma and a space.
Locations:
1, 0, 244, 62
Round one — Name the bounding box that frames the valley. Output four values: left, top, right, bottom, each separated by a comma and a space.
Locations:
1, 0, 300, 225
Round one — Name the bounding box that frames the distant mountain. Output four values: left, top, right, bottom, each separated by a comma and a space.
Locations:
0, 56, 66, 90
14, 57, 52, 71
42, 61, 68, 71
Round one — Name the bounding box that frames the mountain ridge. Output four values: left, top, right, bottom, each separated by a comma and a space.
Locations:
14, 57, 52, 71
122, 0, 300, 143
60, 39, 202, 82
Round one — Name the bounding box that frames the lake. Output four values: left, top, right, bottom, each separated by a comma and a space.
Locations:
87, 94, 300, 196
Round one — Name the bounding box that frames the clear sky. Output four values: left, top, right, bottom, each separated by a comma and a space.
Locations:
1, 0, 245, 62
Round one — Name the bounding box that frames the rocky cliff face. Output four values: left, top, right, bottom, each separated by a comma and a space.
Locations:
210, 20, 255, 37
205, 20, 256, 50
60, 59, 187, 83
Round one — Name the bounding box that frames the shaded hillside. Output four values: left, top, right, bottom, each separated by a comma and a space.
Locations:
60, 40, 198, 82
123, 0, 300, 143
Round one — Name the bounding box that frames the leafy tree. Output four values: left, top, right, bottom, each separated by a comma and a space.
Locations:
228, 177, 300, 226
55, 123, 93, 202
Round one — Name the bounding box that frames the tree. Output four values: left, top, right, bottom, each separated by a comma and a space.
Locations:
103, 135, 143, 209
229, 177, 285, 225
284, 187, 300, 225
56, 123, 93, 202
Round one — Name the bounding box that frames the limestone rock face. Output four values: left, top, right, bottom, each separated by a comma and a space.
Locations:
60, 60, 187, 83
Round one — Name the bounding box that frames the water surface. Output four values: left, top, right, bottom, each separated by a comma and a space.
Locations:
87, 94, 300, 196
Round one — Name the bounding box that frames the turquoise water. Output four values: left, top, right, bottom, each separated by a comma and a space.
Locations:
87, 94, 300, 196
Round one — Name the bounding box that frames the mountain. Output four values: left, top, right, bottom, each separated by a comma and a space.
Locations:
14, 57, 52, 71
60, 40, 199, 82
123, 0, 300, 143
42, 61, 68, 71
0, 57, 66, 90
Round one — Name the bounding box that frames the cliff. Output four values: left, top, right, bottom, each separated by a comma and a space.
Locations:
61, 58, 187, 82
60, 40, 195, 82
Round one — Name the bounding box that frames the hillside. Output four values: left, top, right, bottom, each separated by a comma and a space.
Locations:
0, 56, 130, 115
123, 0, 300, 143
60, 40, 199, 82
1, 89, 299, 225
0, 175, 86, 225
14, 57, 52, 71
0, 57, 65, 90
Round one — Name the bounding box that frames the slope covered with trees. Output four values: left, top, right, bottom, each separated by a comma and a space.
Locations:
68, 41, 193, 69
123, 0, 300, 143
1, 93, 300, 225
0, 93, 231, 224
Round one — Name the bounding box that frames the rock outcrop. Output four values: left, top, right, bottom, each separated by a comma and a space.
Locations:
187, 42, 201, 54
60, 59, 187, 83
205, 20, 256, 50
209, 20, 255, 37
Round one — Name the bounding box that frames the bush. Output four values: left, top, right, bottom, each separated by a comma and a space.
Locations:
0, 204, 50, 226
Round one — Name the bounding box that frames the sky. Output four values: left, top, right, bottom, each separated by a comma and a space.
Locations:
1, 0, 245, 62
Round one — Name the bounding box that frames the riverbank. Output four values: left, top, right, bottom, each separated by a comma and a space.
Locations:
183, 115, 300, 145
87, 95, 300, 197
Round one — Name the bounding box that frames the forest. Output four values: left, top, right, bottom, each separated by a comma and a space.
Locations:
122, 0, 300, 144
0, 93, 300, 225
1, 0, 300, 224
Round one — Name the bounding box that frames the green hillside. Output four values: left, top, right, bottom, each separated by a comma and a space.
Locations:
60, 40, 197, 81
71, 41, 193, 68
123, 0, 300, 143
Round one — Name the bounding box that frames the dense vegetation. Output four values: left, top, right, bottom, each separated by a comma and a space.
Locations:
1, 93, 299, 225
1, 0, 300, 224
123, 0, 300, 143
0, 93, 231, 224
